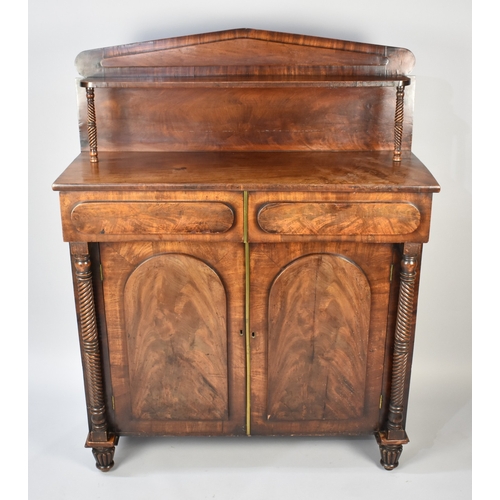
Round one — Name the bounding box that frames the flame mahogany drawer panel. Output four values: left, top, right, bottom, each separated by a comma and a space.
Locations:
257, 201, 420, 235
59, 191, 243, 242
72, 201, 234, 234
248, 192, 433, 243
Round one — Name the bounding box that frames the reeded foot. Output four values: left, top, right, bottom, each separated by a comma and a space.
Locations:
86, 434, 118, 472
375, 430, 408, 471
378, 443, 403, 470
92, 446, 116, 472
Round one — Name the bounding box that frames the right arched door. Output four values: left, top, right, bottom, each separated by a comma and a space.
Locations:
250, 242, 396, 436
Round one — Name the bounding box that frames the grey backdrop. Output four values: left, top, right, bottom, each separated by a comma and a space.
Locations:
29, 1, 472, 498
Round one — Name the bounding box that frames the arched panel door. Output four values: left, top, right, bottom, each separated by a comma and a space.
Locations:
100, 241, 246, 436
250, 242, 394, 436
267, 253, 371, 421
124, 253, 228, 421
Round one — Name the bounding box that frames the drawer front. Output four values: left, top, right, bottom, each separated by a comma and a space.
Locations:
71, 201, 234, 235
249, 192, 433, 243
59, 191, 243, 242
258, 201, 420, 236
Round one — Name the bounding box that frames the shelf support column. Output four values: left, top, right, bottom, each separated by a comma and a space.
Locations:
393, 85, 405, 162
86, 87, 98, 164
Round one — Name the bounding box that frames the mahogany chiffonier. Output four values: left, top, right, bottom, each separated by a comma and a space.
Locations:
52, 29, 440, 471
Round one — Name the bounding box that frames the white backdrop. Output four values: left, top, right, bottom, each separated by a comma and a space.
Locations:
29, 1, 472, 499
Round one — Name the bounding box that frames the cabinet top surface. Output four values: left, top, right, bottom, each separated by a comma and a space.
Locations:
53, 151, 440, 193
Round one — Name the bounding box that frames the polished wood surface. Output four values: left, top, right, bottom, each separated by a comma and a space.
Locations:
53, 151, 439, 193
376, 242, 422, 469
58, 191, 244, 242
257, 201, 421, 237
80, 76, 411, 88
250, 242, 394, 436
74, 29, 416, 155
76, 86, 413, 153
70, 242, 117, 471
75, 28, 415, 78
248, 191, 434, 243
70, 201, 235, 236
267, 253, 371, 421
124, 253, 229, 421
100, 241, 246, 435
54, 29, 439, 470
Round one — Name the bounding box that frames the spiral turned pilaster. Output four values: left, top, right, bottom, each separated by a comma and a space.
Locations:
393, 85, 405, 162
387, 248, 417, 436
71, 243, 117, 471
71, 245, 107, 442
86, 87, 98, 163
376, 243, 420, 470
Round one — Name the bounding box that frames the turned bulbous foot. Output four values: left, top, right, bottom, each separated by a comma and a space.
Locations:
375, 430, 408, 471
86, 434, 118, 472
378, 443, 403, 470
92, 446, 116, 472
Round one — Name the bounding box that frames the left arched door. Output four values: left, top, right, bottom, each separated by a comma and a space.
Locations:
99, 241, 246, 436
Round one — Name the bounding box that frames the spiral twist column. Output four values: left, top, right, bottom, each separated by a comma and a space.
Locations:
70, 243, 116, 471
377, 243, 421, 470
86, 87, 98, 163
387, 246, 417, 436
393, 85, 405, 162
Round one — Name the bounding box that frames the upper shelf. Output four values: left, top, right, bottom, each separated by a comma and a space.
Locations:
80, 75, 411, 89
75, 29, 417, 161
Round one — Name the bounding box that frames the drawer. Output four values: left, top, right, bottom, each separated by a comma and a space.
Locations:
258, 201, 420, 235
248, 192, 433, 243
59, 191, 243, 242
71, 201, 234, 235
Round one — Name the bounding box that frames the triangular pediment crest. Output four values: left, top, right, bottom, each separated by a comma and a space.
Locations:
76, 28, 414, 77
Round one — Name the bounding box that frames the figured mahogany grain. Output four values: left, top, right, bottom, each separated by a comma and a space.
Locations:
248, 191, 434, 244
53, 151, 439, 193
79, 86, 412, 152
124, 253, 228, 421
58, 191, 244, 243
75, 28, 415, 78
250, 241, 394, 436
267, 254, 371, 421
99, 38, 389, 70
55, 29, 439, 469
257, 201, 421, 236
100, 241, 246, 435
71, 200, 235, 236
